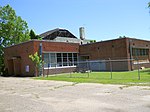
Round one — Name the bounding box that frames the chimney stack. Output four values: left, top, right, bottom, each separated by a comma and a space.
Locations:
79, 27, 85, 40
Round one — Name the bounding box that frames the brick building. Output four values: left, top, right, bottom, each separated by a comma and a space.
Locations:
3, 28, 150, 76
80, 37, 150, 71
4, 40, 79, 76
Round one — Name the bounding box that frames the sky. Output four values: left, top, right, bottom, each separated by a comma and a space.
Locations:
1, 0, 150, 41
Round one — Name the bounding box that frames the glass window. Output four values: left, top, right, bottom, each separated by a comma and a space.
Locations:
144, 49, 146, 55
68, 53, 73, 66
132, 48, 149, 56
43, 52, 78, 68
73, 53, 78, 65
146, 49, 149, 55
50, 53, 56, 67
57, 53, 61, 57
44, 53, 49, 67
140, 49, 143, 55
63, 53, 67, 66
57, 53, 62, 67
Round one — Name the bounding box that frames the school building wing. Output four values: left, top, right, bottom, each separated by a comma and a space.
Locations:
4, 28, 150, 76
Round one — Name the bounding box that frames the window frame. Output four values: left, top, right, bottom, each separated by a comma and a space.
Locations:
132, 48, 149, 56
43, 52, 78, 69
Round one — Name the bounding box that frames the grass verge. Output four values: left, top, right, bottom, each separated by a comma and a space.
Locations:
34, 69, 150, 86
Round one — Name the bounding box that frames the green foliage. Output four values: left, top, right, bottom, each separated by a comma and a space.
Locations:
119, 36, 126, 38
90, 40, 96, 43
29, 52, 43, 68
35, 69, 150, 86
148, 2, 150, 13
29, 29, 42, 40
0, 5, 30, 45
36, 35, 42, 40
29, 29, 36, 39
148, 2, 150, 8
0, 4, 30, 75
29, 52, 44, 76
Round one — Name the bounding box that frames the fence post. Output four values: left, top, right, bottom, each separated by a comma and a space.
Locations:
109, 58, 112, 79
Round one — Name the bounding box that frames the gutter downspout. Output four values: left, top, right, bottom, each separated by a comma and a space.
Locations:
129, 39, 133, 71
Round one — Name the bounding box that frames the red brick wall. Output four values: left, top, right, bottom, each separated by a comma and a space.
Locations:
4, 38, 150, 76
126, 38, 150, 59
43, 67, 76, 76
32, 41, 79, 53
4, 40, 79, 76
79, 38, 130, 71
80, 38, 150, 71
77, 38, 150, 71
4, 41, 35, 76
80, 38, 128, 60
126, 38, 150, 70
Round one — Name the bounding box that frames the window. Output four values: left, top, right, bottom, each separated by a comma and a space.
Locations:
68, 53, 73, 66
43, 52, 78, 68
132, 48, 149, 56
50, 53, 56, 67
57, 53, 62, 67
44, 53, 49, 67
63, 53, 67, 66
73, 53, 78, 65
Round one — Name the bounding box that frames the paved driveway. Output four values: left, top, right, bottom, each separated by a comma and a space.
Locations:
0, 77, 150, 112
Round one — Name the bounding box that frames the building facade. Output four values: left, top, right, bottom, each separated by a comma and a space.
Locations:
4, 40, 79, 76
80, 37, 150, 71
3, 28, 150, 76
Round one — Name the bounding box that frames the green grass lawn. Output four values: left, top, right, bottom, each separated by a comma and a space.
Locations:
35, 69, 150, 86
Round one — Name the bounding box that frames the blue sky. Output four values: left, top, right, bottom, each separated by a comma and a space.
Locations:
1, 0, 150, 41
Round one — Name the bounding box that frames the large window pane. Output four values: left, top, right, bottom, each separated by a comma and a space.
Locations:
50, 53, 56, 67
146, 49, 149, 55
63, 53, 67, 66
44, 52, 78, 68
57, 53, 61, 57
57, 53, 62, 67
44, 53, 49, 67
73, 53, 78, 65
68, 53, 72, 57
132, 48, 149, 56
68, 53, 73, 66
140, 49, 142, 55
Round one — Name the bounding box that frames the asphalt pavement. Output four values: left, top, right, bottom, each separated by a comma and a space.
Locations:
0, 77, 150, 112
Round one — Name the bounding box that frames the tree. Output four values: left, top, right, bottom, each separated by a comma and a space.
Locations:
29, 29, 42, 40
148, 2, 150, 13
35, 35, 42, 40
0, 5, 30, 75
29, 52, 44, 77
148, 2, 150, 8
29, 29, 36, 39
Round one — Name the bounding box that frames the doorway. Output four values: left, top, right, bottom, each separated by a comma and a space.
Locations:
7, 57, 21, 76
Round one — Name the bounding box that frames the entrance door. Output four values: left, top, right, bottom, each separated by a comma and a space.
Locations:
7, 58, 21, 76
13, 58, 21, 76
7, 59, 14, 75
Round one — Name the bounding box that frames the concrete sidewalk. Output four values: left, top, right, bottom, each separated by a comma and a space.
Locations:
0, 77, 150, 112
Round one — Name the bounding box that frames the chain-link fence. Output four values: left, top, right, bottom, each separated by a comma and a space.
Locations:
43, 58, 150, 80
